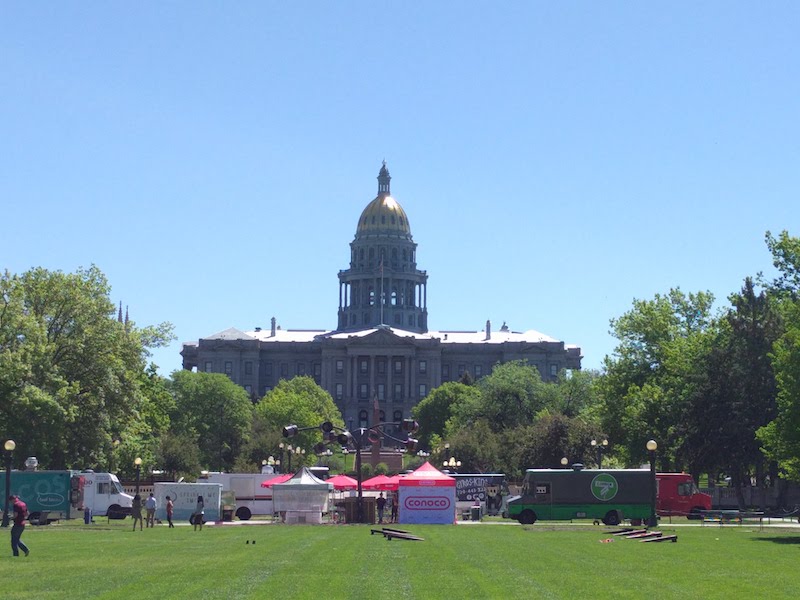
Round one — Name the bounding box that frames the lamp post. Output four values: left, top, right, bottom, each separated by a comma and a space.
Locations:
110, 439, 120, 474
646, 440, 658, 527
443, 456, 461, 473
560, 457, 569, 467
283, 419, 418, 523
134, 457, 142, 496
2, 439, 16, 528
278, 443, 286, 473
591, 439, 608, 469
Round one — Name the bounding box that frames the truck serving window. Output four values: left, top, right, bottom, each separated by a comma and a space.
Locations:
678, 482, 692, 496
98, 482, 110, 495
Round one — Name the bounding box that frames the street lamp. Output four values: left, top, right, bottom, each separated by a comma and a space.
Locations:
443, 456, 461, 473
2, 439, 16, 528
560, 457, 569, 467
646, 440, 658, 527
591, 438, 609, 469
134, 457, 142, 496
283, 419, 418, 523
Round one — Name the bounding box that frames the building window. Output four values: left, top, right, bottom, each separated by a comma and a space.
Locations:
335, 383, 343, 400
360, 359, 368, 374
336, 359, 344, 374
394, 314, 401, 324
419, 360, 427, 374
360, 384, 369, 399
377, 360, 386, 375
393, 410, 402, 422
204, 361, 212, 372
458, 364, 466, 376
314, 363, 321, 377
224, 361, 233, 375
379, 410, 385, 421
394, 384, 403, 400
550, 364, 558, 377
359, 410, 368, 428
474, 365, 482, 378
419, 384, 427, 398
297, 363, 306, 376
264, 362, 273, 376
408, 315, 415, 326
394, 359, 403, 374
280, 363, 288, 378
442, 364, 450, 378
244, 361, 253, 375
377, 384, 385, 400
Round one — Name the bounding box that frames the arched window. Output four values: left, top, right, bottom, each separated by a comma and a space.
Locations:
391, 290, 398, 306
392, 248, 398, 260
371, 216, 376, 224
402, 249, 407, 260
369, 248, 375, 259
379, 410, 386, 422
381, 215, 386, 224
359, 410, 368, 429
391, 216, 396, 224
393, 410, 402, 422
359, 248, 364, 260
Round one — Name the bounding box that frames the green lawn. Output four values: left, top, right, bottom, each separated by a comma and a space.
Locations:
1, 520, 798, 599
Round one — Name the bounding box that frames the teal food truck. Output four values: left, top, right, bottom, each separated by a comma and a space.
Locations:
506, 468, 652, 525
8, 470, 83, 523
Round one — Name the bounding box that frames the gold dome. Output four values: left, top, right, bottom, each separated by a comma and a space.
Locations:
356, 194, 411, 236
355, 163, 412, 237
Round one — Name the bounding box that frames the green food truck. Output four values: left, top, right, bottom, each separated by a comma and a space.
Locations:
505, 468, 652, 525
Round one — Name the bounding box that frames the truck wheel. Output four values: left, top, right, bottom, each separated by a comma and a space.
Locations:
28, 512, 41, 525
518, 510, 537, 525
602, 511, 621, 526
236, 507, 252, 521
107, 505, 124, 520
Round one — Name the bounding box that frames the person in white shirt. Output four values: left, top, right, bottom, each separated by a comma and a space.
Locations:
144, 493, 157, 528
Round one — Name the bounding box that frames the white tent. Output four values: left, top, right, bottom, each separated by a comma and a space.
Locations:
272, 467, 333, 524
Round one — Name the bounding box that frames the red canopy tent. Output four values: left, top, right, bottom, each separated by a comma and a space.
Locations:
326, 474, 359, 491
362, 474, 399, 491
398, 462, 456, 524
260, 473, 293, 488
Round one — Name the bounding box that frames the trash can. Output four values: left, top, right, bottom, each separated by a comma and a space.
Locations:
84, 506, 92, 524
222, 508, 234, 522
470, 505, 481, 521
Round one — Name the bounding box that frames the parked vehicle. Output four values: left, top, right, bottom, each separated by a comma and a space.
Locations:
506, 468, 651, 525
153, 482, 222, 523
8, 470, 83, 523
656, 472, 711, 518
204, 472, 281, 520
506, 468, 712, 525
79, 470, 134, 519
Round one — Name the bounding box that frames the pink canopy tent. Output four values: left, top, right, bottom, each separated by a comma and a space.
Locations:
326, 474, 359, 491
362, 474, 399, 491
398, 462, 456, 524
260, 473, 293, 488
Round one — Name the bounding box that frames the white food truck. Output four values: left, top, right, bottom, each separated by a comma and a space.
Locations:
79, 470, 134, 519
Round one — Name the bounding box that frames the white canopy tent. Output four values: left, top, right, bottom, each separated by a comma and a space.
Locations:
272, 467, 333, 524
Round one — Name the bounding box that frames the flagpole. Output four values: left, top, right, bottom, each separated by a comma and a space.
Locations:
379, 257, 384, 325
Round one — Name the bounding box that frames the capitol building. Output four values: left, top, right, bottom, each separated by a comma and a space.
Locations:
181, 164, 581, 432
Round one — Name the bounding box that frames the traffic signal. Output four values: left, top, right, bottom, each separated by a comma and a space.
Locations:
282, 425, 299, 438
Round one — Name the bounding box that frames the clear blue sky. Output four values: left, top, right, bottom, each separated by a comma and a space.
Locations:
3, 3, 798, 375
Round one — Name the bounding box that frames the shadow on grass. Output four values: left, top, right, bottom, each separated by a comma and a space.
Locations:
753, 536, 800, 545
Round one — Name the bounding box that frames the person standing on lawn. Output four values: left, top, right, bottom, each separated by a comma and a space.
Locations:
9, 495, 30, 557
165, 495, 174, 528
193, 495, 204, 531
376, 492, 387, 524
131, 494, 143, 531
145, 492, 157, 527
390, 491, 398, 523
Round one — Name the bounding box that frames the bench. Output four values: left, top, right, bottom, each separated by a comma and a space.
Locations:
701, 510, 763, 529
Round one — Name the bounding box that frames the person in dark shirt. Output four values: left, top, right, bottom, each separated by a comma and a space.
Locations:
376, 493, 387, 524
9, 495, 30, 557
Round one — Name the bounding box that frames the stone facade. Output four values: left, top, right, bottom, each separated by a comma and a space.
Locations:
181, 164, 582, 431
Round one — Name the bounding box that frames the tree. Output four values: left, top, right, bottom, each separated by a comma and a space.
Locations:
412, 382, 481, 448
598, 288, 716, 468
468, 361, 551, 431
254, 376, 344, 469
0, 266, 174, 469
169, 370, 254, 472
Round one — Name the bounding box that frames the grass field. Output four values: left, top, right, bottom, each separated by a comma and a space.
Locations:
0, 520, 797, 599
